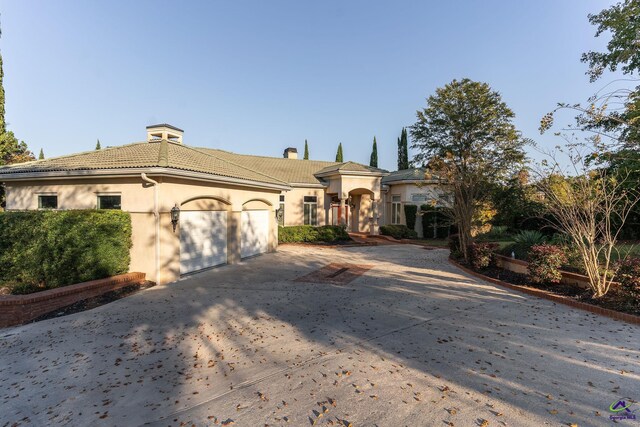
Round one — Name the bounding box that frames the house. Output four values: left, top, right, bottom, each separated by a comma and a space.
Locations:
381, 168, 450, 238
0, 124, 445, 284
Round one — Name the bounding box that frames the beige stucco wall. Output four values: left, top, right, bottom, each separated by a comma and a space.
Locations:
280, 187, 329, 226
383, 182, 448, 237
4, 176, 281, 285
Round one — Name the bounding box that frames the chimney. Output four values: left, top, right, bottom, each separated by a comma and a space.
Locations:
283, 147, 298, 159
146, 124, 184, 144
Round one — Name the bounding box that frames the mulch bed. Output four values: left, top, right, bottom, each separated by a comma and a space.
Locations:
475, 265, 640, 317
31, 281, 156, 323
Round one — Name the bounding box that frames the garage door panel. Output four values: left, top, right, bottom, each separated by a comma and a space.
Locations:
180, 211, 227, 274
241, 210, 269, 258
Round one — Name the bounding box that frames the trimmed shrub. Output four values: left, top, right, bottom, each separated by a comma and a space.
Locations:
448, 233, 461, 258
278, 225, 318, 243
615, 257, 640, 301
278, 225, 350, 243
316, 225, 350, 242
468, 242, 499, 270
0, 210, 132, 294
380, 224, 418, 239
420, 205, 449, 238
527, 244, 568, 284
404, 205, 418, 231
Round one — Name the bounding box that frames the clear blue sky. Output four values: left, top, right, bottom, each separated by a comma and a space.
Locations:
0, 0, 618, 170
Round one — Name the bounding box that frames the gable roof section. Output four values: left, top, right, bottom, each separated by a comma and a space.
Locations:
314, 161, 387, 176
196, 148, 340, 185
382, 167, 440, 184
0, 141, 289, 187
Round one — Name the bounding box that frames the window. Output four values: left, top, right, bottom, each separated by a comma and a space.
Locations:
97, 195, 122, 210
38, 195, 58, 209
303, 196, 318, 226
391, 195, 401, 224
278, 195, 285, 226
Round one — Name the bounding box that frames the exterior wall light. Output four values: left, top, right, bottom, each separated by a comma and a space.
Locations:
170, 204, 180, 232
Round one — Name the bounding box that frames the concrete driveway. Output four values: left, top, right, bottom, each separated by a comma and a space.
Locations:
1, 245, 638, 427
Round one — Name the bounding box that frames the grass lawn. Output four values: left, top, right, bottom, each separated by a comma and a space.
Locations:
606, 242, 639, 263
413, 238, 449, 247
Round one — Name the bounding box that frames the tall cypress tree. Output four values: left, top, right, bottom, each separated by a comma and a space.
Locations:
0, 20, 5, 135
397, 128, 409, 170
303, 139, 309, 160
38, 148, 44, 160
335, 143, 343, 162
96, 139, 101, 150
369, 137, 378, 167
401, 128, 409, 169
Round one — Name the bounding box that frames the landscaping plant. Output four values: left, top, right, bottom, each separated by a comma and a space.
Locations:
615, 257, 640, 303
527, 244, 568, 284
278, 225, 350, 243
468, 242, 499, 270
0, 210, 131, 294
379, 224, 417, 240
403, 204, 418, 231
448, 234, 462, 259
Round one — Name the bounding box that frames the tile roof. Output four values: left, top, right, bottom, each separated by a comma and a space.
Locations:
381, 167, 439, 184
314, 161, 387, 176
0, 141, 389, 187
0, 141, 288, 187
197, 148, 340, 185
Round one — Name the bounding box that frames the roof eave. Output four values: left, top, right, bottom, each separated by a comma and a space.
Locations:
0, 168, 291, 191
382, 179, 443, 185
314, 170, 388, 179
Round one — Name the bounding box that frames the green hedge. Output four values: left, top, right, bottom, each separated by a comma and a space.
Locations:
380, 224, 418, 239
404, 205, 418, 231
0, 210, 132, 294
278, 225, 350, 243
420, 205, 449, 238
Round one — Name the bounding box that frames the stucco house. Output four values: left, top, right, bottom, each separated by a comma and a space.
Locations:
0, 124, 444, 284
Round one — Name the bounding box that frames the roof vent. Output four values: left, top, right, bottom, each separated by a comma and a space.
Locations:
283, 147, 298, 159
146, 124, 183, 144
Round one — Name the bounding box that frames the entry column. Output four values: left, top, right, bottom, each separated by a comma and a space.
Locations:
227, 210, 242, 264
369, 196, 379, 235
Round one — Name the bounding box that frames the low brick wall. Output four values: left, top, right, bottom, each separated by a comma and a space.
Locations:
494, 254, 594, 289
0, 272, 146, 328
450, 258, 640, 326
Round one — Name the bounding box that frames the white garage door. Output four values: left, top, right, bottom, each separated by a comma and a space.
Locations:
241, 210, 269, 258
180, 211, 227, 274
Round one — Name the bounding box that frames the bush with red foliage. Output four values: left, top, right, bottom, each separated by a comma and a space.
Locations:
527, 244, 568, 284
468, 242, 499, 270
615, 257, 640, 301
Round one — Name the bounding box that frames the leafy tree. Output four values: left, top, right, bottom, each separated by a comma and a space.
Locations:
541, 0, 640, 148
490, 169, 545, 230
38, 148, 44, 160
369, 137, 378, 167
0, 20, 35, 208
582, 0, 640, 82
410, 78, 526, 263
335, 143, 343, 162
303, 139, 309, 160
96, 139, 101, 150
